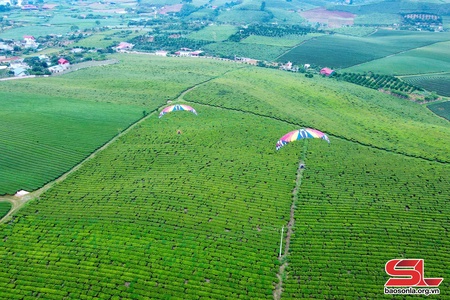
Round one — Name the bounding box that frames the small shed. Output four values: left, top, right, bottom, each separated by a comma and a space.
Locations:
15, 190, 30, 197
320, 67, 335, 76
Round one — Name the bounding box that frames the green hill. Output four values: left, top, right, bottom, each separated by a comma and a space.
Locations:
0, 56, 449, 299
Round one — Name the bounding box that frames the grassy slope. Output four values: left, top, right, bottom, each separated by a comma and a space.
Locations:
0, 107, 298, 299
188, 25, 238, 42
0, 55, 241, 194
184, 67, 450, 162
278, 30, 450, 69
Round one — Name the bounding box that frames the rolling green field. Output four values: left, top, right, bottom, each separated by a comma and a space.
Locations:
278, 30, 450, 69
216, 9, 270, 23
0, 55, 241, 195
188, 25, 238, 42
345, 41, 450, 75
241, 33, 324, 47
0, 92, 141, 195
0, 107, 298, 299
0, 25, 72, 40
204, 42, 289, 61
0, 55, 449, 299
0, 202, 11, 219
427, 100, 450, 120
402, 73, 450, 97
184, 67, 450, 163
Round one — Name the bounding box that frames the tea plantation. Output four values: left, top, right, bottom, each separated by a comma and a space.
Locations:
0, 56, 449, 299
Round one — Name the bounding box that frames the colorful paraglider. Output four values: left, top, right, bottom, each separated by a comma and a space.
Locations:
159, 104, 198, 118
276, 128, 330, 150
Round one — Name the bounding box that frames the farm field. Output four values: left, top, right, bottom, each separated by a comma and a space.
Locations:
344, 41, 450, 75
0, 55, 242, 195
188, 25, 238, 42
216, 9, 270, 23
0, 54, 449, 299
0, 107, 298, 299
0, 91, 141, 196
427, 101, 450, 121
284, 138, 450, 298
203, 42, 289, 61
241, 33, 324, 47
402, 73, 450, 97
0, 202, 11, 219
277, 30, 450, 69
183, 67, 450, 163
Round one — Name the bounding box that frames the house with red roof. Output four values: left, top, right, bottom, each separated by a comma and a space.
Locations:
320, 67, 335, 76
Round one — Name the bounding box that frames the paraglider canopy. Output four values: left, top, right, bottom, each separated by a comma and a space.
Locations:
159, 104, 198, 118
276, 128, 330, 150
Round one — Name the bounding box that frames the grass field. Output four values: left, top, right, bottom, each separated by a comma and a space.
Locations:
188, 25, 238, 42
216, 9, 270, 23
0, 25, 72, 40
354, 13, 400, 25
204, 42, 289, 61
0, 56, 449, 299
427, 100, 450, 120
278, 30, 450, 69
344, 41, 450, 75
332, 26, 377, 37
0, 55, 241, 195
241, 33, 324, 47
402, 73, 450, 97
0, 202, 11, 219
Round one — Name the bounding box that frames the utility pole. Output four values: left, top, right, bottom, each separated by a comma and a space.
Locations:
279, 226, 284, 258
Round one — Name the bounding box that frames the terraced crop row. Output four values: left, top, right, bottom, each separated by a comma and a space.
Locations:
283, 139, 450, 298
0, 55, 242, 195
0, 107, 300, 299
184, 67, 450, 162
0, 202, 11, 219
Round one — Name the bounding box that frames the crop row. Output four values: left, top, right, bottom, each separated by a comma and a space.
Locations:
0, 202, 11, 219
402, 74, 450, 97
0, 108, 299, 298
283, 138, 450, 298
334, 72, 421, 93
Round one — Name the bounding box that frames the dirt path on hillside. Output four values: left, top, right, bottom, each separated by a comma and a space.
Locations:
0, 66, 248, 224
273, 144, 308, 300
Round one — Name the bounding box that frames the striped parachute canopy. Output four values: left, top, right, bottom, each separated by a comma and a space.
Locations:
276, 128, 330, 150
159, 104, 198, 118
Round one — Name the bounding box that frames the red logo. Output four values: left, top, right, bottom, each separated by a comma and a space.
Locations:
385, 259, 443, 287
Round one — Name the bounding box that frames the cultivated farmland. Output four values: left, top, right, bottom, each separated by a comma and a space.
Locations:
402, 73, 450, 97
0, 107, 298, 299
284, 138, 450, 298
183, 67, 450, 162
0, 55, 449, 299
0, 55, 241, 195
428, 101, 450, 121
0, 202, 11, 219
278, 30, 450, 69
188, 25, 238, 42
345, 41, 450, 75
